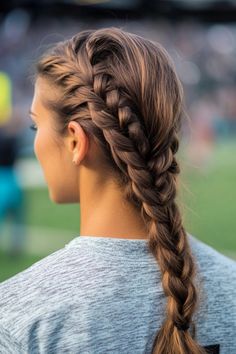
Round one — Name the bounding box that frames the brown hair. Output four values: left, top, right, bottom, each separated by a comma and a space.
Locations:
32, 27, 207, 354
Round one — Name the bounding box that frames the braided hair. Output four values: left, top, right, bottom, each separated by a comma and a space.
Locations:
32, 27, 207, 354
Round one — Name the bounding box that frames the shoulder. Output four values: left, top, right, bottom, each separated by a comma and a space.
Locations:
0, 246, 71, 328
0, 240, 108, 352
187, 232, 236, 295
0, 239, 95, 328
0, 244, 81, 350
187, 233, 236, 340
187, 232, 236, 273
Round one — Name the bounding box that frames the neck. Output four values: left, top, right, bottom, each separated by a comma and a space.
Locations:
79, 177, 148, 240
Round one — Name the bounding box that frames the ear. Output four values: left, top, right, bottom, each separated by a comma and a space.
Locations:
65, 121, 89, 164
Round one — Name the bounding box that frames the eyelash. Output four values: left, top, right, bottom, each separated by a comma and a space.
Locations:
29, 123, 37, 131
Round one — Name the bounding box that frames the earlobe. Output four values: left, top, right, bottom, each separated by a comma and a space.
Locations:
72, 157, 78, 165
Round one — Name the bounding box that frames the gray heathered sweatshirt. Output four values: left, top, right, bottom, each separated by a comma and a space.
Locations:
0, 232, 235, 354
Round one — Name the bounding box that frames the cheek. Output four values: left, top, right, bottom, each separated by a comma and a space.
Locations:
33, 129, 61, 183
33, 130, 45, 166
33, 129, 51, 169
33, 129, 79, 202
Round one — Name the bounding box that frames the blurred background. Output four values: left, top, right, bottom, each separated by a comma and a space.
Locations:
0, 0, 236, 282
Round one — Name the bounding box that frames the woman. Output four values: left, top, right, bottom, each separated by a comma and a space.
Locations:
0, 27, 235, 354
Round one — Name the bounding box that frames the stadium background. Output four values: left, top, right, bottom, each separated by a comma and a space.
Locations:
0, 0, 236, 281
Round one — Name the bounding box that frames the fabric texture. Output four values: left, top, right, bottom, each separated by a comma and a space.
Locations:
0, 232, 235, 353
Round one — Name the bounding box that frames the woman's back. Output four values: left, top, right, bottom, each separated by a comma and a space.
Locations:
0, 233, 235, 353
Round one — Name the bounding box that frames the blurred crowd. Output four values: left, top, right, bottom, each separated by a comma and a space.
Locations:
0, 12, 236, 154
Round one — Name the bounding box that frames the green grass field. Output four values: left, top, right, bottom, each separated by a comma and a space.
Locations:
0, 139, 235, 282
180, 139, 236, 256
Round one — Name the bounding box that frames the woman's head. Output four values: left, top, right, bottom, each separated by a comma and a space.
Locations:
30, 27, 206, 353
30, 27, 183, 203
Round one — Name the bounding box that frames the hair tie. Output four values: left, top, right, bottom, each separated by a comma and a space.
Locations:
174, 322, 190, 331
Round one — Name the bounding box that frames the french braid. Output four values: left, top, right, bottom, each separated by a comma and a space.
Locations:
34, 27, 207, 354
